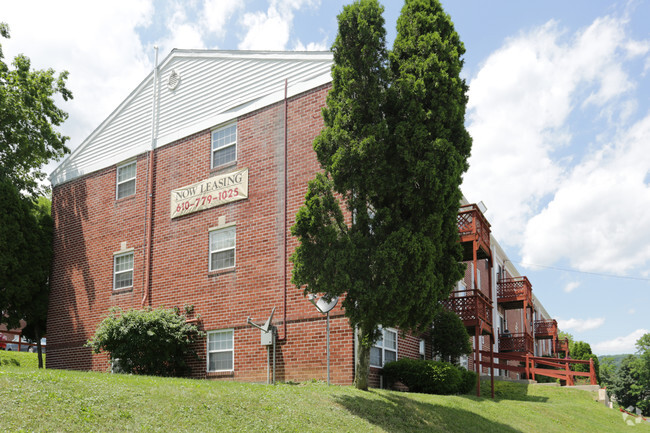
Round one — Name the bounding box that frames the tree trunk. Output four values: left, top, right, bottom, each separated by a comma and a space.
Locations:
354, 326, 371, 390
35, 325, 44, 369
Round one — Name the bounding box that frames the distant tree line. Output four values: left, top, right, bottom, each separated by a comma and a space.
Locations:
600, 333, 650, 416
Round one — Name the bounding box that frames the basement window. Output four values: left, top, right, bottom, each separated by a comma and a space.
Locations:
207, 329, 234, 372
370, 327, 397, 368
116, 161, 136, 199
212, 123, 237, 168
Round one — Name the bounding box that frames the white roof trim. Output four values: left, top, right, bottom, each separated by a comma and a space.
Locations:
50, 49, 333, 186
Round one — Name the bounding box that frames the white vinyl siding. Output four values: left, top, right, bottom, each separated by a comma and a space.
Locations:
207, 330, 234, 372
116, 161, 136, 199
211, 123, 237, 168
113, 252, 134, 290
209, 226, 236, 271
370, 328, 397, 368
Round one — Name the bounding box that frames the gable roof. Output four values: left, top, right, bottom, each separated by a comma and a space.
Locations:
50, 50, 333, 186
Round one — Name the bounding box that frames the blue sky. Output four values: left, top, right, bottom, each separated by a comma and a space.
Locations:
3, 0, 649, 355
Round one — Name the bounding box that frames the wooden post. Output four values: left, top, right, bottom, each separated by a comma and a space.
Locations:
589, 358, 597, 385
475, 326, 480, 397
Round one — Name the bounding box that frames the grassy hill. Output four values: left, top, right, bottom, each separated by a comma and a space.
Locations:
0, 353, 648, 432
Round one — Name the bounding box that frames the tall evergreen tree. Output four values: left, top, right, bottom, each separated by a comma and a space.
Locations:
292, 0, 470, 389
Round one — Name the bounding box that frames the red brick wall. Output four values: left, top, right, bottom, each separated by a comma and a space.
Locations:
49, 83, 450, 385
49, 84, 359, 382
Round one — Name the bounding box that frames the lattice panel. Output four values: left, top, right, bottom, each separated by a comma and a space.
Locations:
497, 277, 532, 299
499, 332, 534, 353
534, 320, 557, 336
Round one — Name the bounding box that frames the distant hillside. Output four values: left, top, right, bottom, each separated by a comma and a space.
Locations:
599, 354, 635, 369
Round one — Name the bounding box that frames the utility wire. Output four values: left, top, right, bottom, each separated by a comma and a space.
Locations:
509, 260, 650, 282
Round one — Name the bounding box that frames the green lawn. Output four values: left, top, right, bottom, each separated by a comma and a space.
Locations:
0, 355, 647, 432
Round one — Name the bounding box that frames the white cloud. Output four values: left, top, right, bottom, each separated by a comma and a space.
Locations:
463, 13, 650, 276
563, 281, 581, 293
592, 328, 648, 355
523, 113, 650, 273
155, 2, 206, 56
238, 0, 320, 50
2, 0, 154, 157
557, 317, 605, 332
201, 0, 244, 40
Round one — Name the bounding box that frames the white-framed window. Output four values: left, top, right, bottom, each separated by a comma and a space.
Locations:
212, 123, 237, 168
209, 226, 236, 271
370, 327, 397, 368
419, 339, 426, 360
113, 251, 134, 290
207, 329, 234, 372
116, 161, 136, 199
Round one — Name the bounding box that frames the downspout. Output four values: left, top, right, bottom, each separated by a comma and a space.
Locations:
141, 46, 159, 307
282, 78, 288, 340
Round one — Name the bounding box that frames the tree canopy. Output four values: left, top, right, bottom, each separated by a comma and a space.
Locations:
0, 22, 71, 367
0, 22, 72, 195
291, 0, 470, 389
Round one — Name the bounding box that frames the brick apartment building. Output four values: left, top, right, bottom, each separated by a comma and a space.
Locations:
47, 50, 563, 386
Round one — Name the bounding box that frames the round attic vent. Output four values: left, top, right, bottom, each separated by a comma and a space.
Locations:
167, 70, 180, 91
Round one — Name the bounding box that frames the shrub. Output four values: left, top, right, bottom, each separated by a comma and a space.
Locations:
87, 307, 203, 377
459, 367, 477, 394
382, 358, 475, 395
431, 309, 472, 364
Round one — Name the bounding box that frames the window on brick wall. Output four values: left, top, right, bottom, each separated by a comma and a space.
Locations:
209, 226, 236, 271
113, 251, 134, 290
370, 327, 397, 367
207, 329, 233, 372
116, 161, 136, 199
419, 339, 426, 360
212, 123, 237, 168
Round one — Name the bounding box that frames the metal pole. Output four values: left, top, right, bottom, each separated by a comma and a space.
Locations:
272, 327, 276, 385
326, 311, 331, 385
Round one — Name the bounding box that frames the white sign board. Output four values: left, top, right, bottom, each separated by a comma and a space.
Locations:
170, 168, 248, 218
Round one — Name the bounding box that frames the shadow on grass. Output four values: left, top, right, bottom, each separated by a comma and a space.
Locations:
335, 391, 523, 433
462, 381, 549, 403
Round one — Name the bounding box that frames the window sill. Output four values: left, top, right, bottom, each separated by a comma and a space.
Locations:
206, 370, 234, 378
115, 194, 136, 203
210, 161, 238, 175
112, 287, 134, 295
208, 267, 236, 277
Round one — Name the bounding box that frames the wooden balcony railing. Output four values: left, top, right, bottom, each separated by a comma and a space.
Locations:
458, 204, 491, 261
534, 319, 558, 339
497, 276, 533, 310
441, 289, 492, 334
499, 332, 534, 354
555, 337, 570, 355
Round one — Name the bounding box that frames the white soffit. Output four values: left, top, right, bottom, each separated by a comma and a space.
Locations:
50, 50, 333, 186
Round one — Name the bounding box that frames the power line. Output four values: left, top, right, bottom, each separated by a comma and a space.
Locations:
509, 260, 650, 282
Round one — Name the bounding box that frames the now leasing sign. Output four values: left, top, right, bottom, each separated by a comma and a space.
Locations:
170, 168, 248, 218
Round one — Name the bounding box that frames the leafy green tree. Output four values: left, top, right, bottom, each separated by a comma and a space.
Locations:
570, 340, 599, 383
0, 22, 70, 367
0, 176, 52, 368
292, 0, 470, 390
599, 356, 617, 389
87, 307, 203, 377
610, 355, 645, 412
634, 333, 650, 414
431, 309, 471, 364
0, 22, 72, 195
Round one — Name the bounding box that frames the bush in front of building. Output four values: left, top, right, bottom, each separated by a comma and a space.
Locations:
87, 307, 203, 377
382, 358, 477, 395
